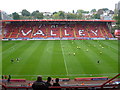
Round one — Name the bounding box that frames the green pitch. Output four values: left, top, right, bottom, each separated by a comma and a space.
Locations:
2, 40, 118, 80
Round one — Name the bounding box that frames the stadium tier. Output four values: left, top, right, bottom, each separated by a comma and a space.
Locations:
2, 20, 115, 40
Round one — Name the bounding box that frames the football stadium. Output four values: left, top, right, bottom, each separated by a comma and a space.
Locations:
1, 19, 120, 89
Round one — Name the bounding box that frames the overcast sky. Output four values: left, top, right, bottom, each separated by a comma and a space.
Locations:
0, 0, 120, 14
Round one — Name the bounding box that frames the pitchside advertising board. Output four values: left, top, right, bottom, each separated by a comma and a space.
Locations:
2, 38, 118, 41
74, 77, 108, 81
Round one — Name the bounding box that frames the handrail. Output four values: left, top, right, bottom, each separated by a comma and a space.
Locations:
1, 84, 119, 89
101, 74, 120, 87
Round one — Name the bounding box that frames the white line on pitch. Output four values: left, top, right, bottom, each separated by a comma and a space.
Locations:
60, 40, 69, 76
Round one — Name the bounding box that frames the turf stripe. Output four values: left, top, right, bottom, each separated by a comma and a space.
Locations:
74, 40, 103, 74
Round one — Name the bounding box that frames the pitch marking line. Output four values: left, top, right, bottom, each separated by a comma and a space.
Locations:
60, 40, 69, 76
8, 73, 118, 77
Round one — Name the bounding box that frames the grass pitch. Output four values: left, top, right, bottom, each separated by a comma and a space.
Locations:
2, 40, 118, 80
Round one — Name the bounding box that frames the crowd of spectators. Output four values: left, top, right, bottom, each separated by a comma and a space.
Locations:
32, 76, 61, 90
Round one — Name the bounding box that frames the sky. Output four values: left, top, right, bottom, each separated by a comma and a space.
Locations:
0, 0, 120, 14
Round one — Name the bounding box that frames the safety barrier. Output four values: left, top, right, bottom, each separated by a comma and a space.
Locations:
1, 79, 26, 82
2, 84, 119, 90
74, 77, 108, 81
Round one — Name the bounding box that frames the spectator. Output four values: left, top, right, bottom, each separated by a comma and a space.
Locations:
7, 75, 11, 83
32, 76, 47, 90
53, 78, 61, 90
45, 77, 52, 88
